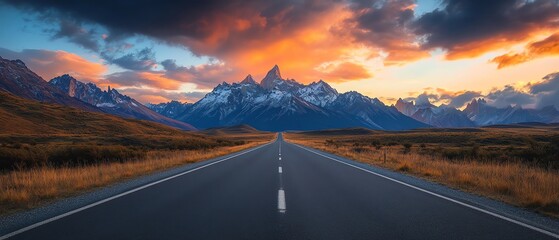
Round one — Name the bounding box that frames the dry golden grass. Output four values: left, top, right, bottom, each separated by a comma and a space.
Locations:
0, 141, 269, 215
285, 134, 559, 218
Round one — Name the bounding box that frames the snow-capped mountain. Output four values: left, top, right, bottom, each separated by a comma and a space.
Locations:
463, 98, 559, 125
297, 80, 338, 107
0, 56, 99, 112
172, 65, 428, 131
146, 101, 192, 119
395, 97, 559, 127
395, 98, 476, 127
49, 74, 196, 130
260, 65, 304, 92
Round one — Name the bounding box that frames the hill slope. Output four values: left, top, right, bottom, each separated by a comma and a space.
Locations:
0, 91, 188, 135
0, 56, 99, 112
49, 75, 196, 130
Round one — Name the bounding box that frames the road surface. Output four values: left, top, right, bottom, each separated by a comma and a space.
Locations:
1, 133, 558, 239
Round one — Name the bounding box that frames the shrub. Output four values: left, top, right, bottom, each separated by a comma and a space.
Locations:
403, 143, 412, 154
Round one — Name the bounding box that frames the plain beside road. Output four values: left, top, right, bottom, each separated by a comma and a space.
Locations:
1, 134, 558, 239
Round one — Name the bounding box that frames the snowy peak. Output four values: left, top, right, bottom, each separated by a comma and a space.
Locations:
261, 65, 283, 89
463, 98, 487, 116
176, 66, 427, 131
147, 100, 192, 119
395, 98, 416, 116
298, 79, 338, 107
310, 80, 337, 94
240, 74, 257, 84
0, 57, 99, 112
394, 97, 475, 127
266, 65, 282, 80
10, 59, 27, 68
49, 75, 195, 130
50, 74, 79, 97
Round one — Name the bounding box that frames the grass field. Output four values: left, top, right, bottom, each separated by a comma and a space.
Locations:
0, 131, 275, 215
284, 125, 559, 218
0, 92, 276, 215
0, 141, 271, 215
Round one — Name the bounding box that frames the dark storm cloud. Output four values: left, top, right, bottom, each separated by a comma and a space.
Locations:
49, 19, 101, 52
1, 0, 339, 56
338, 0, 429, 64
413, 0, 559, 58
103, 47, 158, 71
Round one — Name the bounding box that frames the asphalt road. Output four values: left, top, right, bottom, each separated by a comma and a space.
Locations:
2, 133, 558, 239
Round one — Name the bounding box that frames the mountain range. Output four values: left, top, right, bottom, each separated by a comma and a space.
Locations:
0, 56, 195, 130
150, 65, 559, 130
149, 65, 429, 131
395, 97, 559, 127
2, 55, 558, 131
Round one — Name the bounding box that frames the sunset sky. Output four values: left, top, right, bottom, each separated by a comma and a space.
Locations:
0, 0, 558, 109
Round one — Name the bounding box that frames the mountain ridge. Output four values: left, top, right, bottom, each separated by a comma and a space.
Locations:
49, 74, 196, 130
162, 65, 429, 131
395, 97, 559, 127
0, 56, 100, 112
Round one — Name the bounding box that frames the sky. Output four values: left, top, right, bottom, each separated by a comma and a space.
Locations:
0, 0, 558, 109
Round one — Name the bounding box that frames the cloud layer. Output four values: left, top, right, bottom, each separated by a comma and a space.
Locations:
2, 0, 559, 104
0, 48, 106, 82
407, 72, 559, 109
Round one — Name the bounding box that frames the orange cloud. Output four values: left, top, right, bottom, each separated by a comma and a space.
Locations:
321, 62, 372, 81
491, 33, 559, 69
0, 48, 106, 82
104, 71, 182, 90
133, 94, 169, 104
444, 32, 541, 60
210, 5, 369, 84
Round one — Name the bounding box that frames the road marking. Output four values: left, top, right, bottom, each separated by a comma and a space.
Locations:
278, 189, 286, 213
279, 157, 281, 160
0, 142, 274, 240
293, 143, 559, 239
278, 167, 283, 173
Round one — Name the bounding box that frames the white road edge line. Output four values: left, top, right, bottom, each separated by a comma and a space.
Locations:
279, 167, 283, 173
0, 142, 274, 240
293, 143, 559, 239
278, 189, 286, 213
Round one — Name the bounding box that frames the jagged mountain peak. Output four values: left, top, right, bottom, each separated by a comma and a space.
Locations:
240, 74, 257, 84
396, 98, 413, 105
10, 59, 26, 68
0, 58, 99, 112
176, 67, 427, 131
48, 75, 195, 130
261, 65, 283, 89
50, 74, 77, 85
308, 79, 336, 92
269, 64, 281, 77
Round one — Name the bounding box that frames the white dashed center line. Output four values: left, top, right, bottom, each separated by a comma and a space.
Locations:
278, 190, 286, 213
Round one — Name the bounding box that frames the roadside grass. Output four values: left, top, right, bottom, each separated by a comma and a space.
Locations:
284, 127, 559, 218
0, 91, 277, 215
0, 141, 272, 216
